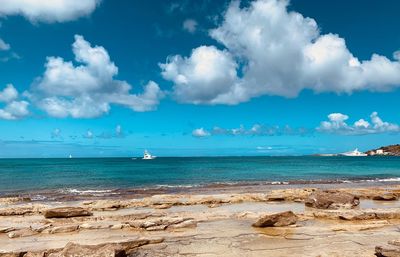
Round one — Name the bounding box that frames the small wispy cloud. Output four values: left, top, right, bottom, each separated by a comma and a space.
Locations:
0, 38, 10, 51
317, 112, 400, 135
84, 125, 126, 139
83, 130, 94, 139
51, 128, 62, 139
115, 124, 124, 138
183, 19, 198, 33
192, 124, 311, 138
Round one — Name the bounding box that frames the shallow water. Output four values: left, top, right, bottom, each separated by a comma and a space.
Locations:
1, 156, 400, 194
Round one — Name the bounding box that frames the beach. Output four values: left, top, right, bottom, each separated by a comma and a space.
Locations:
2, 182, 400, 256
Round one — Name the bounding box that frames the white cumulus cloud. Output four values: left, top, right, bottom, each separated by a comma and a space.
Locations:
192, 128, 211, 137
31, 35, 164, 118
160, 45, 238, 104
161, 0, 400, 105
0, 0, 101, 23
0, 84, 29, 120
317, 112, 400, 135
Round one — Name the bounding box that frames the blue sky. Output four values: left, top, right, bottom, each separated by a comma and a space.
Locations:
0, 0, 400, 157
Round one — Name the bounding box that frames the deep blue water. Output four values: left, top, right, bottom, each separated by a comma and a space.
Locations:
0, 156, 400, 194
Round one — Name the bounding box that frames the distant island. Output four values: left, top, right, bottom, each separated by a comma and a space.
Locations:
365, 144, 400, 156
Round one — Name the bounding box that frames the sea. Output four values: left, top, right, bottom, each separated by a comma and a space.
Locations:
1, 156, 400, 199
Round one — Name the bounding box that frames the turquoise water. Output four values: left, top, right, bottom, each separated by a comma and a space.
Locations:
0, 156, 400, 194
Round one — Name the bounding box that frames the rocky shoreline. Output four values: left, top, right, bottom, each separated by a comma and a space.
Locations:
2, 184, 400, 256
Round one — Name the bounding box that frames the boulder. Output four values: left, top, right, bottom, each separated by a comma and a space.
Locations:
305, 190, 359, 209
44, 207, 92, 218
373, 193, 398, 201
252, 211, 298, 227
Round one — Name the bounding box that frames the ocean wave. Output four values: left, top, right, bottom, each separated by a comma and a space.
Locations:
374, 177, 400, 182
58, 188, 115, 195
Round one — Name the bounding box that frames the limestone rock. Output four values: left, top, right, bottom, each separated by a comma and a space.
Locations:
373, 193, 398, 201
44, 207, 92, 218
0, 226, 16, 233
49, 225, 79, 234
152, 204, 172, 209
252, 211, 298, 227
169, 219, 197, 229
0, 207, 33, 216
46, 238, 163, 257
305, 190, 359, 209
79, 223, 111, 230
7, 228, 38, 238
30, 224, 52, 233
375, 245, 400, 257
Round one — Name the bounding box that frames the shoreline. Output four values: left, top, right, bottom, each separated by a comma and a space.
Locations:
3, 178, 400, 202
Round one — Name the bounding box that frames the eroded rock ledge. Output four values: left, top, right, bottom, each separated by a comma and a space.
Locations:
0, 238, 164, 257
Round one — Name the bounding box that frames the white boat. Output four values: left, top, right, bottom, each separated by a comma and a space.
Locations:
69, 154, 72, 159
143, 150, 156, 160
340, 148, 368, 157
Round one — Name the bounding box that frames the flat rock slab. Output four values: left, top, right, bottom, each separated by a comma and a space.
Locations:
44, 207, 93, 219
252, 211, 298, 227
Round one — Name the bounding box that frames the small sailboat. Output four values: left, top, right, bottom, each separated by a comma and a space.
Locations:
69, 154, 73, 159
143, 150, 156, 160
339, 148, 368, 157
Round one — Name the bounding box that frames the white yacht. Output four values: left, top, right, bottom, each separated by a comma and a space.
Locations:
340, 148, 368, 157
143, 150, 156, 160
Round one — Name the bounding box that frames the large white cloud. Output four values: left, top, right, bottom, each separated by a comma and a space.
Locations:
31, 35, 163, 118
161, 0, 400, 104
318, 112, 400, 135
0, 84, 29, 120
0, 0, 101, 23
161, 46, 238, 104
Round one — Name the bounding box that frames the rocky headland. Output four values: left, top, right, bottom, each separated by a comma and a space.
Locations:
366, 144, 400, 156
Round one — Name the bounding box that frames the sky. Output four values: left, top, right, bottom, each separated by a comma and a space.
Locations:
0, 0, 400, 158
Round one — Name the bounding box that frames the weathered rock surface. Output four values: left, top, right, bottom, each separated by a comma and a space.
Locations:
128, 217, 196, 231
311, 208, 400, 220
373, 193, 398, 201
48, 225, 79, 234
305, 190, 359, 209
0, 207, 34, 216
252, 211, 298, 227
0, 238, 164, 257
7, 228, 38, 238
44, 207, 92, 218
375, 243, 400, 257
